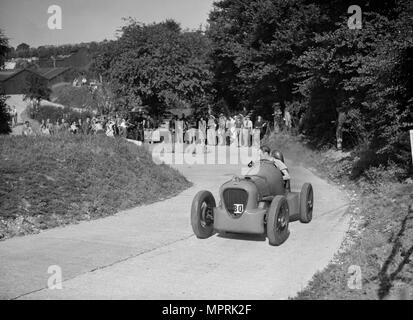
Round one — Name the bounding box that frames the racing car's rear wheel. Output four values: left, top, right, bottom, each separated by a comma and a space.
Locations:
191, 190, 216, 239
300, 183, 314, 223
267, 196, 290, 246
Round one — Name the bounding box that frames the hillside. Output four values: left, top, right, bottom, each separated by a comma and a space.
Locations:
0, 135, 191, 239
264, 133, 413, 300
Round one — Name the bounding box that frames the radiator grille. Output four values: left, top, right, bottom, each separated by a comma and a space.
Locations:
223, 189, 248, 218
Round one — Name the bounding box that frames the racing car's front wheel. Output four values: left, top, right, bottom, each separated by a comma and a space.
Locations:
267, 196, 290, 246
300, 183, 314, 223
191, 190, 216, 239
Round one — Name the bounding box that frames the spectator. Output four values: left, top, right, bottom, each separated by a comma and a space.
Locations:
61, 119, 69, 132
175, 116, 184, 144
218, 113, 227, 146
242, 115, 253, 147
70, 122, 78, 134
225, 117, 235, 145
143, 116, 154, 143
40, 119, 46, 130
336, 107, 347, 151
22, 121, 34, 136
40, 119, 50, 135
83, 117, 92, 135
273, 107, 282, 133
253, 115, 266, 146
94, 120, 104, 135
119, 118, 127, 137
234, 114, 243, 147
114, 117, 121, 136
106, 118, 115, 137
207, 115, 217, 146
284, 108, 292, 133
169, 115, 177, 146
198, 116, 207, 146
77, 119, 84, 135
11, 106, 18, 127
46, 119, 54, 135
53, 120, 60, 134
181, 113, 188, 132
186, 117, 197, 144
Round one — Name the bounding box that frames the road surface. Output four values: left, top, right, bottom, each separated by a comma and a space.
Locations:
0, 145, 350, 299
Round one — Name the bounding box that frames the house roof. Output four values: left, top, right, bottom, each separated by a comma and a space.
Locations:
0, 69, 42, 82
0, 67, 72, 83
0, 70, 19, 81
37, 67, 72, 80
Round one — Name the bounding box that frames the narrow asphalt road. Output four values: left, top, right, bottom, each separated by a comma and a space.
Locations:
0, 145, 350, 300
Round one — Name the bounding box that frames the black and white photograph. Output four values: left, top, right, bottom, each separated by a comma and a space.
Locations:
0, 0, 412, 306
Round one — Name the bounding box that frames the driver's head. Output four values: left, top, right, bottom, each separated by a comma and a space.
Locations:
271, 150, 285, 163
259, 145, 271, 158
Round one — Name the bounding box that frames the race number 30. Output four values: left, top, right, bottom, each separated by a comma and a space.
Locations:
234, 204, 244, 214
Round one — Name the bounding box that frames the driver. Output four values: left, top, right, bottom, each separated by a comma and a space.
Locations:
259, 146, 291, 181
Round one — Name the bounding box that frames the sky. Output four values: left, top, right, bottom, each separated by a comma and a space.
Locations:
0, 0, 216, 48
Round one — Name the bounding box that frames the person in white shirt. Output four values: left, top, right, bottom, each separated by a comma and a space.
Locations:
119, 118, 127, 137
22, 121, 34, 136
12, 106, 18, 127
242, 115, 253, 147
284, 109, 292, 133
217, 114, 227, 146
198, 117, 207, 145
175, 118, 184, 144
207, 115, 217, 146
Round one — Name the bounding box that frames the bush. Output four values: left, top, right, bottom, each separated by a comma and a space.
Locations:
0, 95, 11, 134
52, 84, 95, 109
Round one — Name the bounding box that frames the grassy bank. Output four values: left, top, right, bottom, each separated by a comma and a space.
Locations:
0, 135, 191, 240
265, 133, 413, 300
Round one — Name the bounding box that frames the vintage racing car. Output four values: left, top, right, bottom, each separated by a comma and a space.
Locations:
190, 151, 314, 246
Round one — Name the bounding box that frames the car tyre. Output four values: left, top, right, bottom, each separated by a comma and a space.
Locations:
300, 183, 314, 223
191, 190, 216, 239
267, 195, 290, 246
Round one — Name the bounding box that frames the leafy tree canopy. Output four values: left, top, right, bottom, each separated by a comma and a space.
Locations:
92, 19, 213, 115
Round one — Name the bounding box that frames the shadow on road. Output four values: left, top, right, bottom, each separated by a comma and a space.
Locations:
216, 232, 267, 242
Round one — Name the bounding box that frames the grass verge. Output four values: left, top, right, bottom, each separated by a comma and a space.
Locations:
0, 134, 191, 240
265, 133, 413, 300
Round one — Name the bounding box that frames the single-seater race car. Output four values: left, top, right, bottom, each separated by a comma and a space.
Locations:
190, 151, 314, 246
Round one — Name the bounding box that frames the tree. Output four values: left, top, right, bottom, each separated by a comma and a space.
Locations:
207, 0, 412, 172
207, 0, 323, 117
16, 43, 30, 52
294, 0, 413, 170
23, 74, 51, 116
0, 95, 11, 134
0, 30, 11, 134
92, 19, 213, 115
16, 43, 30, 58
0, 29, 10, 68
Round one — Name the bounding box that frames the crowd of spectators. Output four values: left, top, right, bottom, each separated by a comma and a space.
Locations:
20, 107, 294, 149
22, 115, 128, 137
163, 112, 269, 147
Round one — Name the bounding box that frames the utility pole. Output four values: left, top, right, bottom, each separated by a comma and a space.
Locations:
410, 130, 413, 163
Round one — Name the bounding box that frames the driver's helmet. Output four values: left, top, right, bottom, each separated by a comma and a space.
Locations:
271, 150, 285, 163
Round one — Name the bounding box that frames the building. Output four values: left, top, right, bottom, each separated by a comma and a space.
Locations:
0, 67, 74, 94
3, 61, 16, 70
0, 69, 45, 95
37, 67, 73, 87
